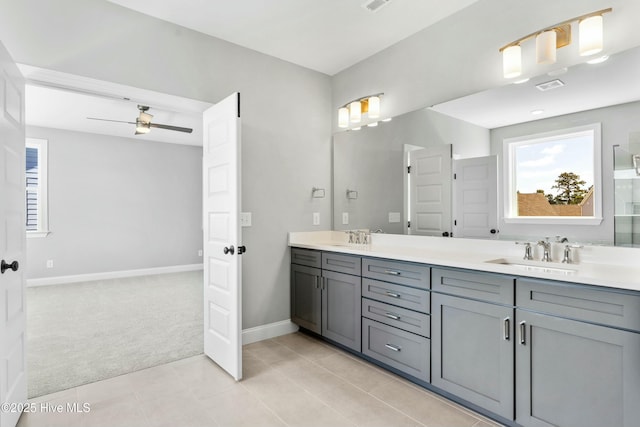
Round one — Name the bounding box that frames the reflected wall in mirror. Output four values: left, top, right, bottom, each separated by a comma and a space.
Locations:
333, 108, 489, 235
332, 46, 640, 247
614, 131, 640, 247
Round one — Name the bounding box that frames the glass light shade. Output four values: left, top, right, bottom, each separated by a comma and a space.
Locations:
135, 119, 151, 134
338, 107, 349, 128
536, 30, 557, 64
502, 45, 522, 78
349, 101, 362, 123
579, 15, 603, 56
367, 96, 380, 119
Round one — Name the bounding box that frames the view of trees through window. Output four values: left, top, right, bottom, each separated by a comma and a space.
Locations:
512, 129, 595, 217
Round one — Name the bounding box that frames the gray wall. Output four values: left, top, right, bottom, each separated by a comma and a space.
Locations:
490, 101, 640, 245
26, 126, 202, 278
0, 0, 332, 329
333, 108, 489, 233
331, 0, 640, 132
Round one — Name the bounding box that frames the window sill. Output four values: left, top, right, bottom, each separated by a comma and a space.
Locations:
504, 217, 603, 225
27, 231, 50, 238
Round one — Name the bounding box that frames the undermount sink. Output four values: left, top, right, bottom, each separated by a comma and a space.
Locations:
485, 258, 577, 275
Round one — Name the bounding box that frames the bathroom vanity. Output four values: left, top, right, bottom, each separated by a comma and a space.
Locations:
289, 231, 640, 427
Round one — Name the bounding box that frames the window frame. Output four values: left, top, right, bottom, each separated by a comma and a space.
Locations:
25, 137, 50, 238
502, 123, 602, 225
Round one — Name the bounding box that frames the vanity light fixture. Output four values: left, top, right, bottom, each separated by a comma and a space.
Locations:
135, 119, 151, 134
499, 8, 612, 79
337, 93, 384, 128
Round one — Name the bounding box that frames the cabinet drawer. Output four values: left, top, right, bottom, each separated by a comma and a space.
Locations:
291, 248, 321, 268
362, 298, 430, 337
517, 278, 640, 332
362, 278, 430, 313
322, 252, 361, 276
362, 318, 430, 382
362, 258, 430, 288
432, 267, 514, 305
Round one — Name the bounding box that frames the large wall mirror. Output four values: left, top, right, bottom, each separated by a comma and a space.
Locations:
332, 44, 640, 247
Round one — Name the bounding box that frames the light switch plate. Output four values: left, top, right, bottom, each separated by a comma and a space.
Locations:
240, 212, 252, 227
388, 212, 401, 223
342, 212, 349, 225
313, 212, 320, 226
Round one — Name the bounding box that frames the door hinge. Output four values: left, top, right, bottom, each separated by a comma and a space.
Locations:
453, 173, 457, 179
407, 166, 411, 174
454, 219, 457, 226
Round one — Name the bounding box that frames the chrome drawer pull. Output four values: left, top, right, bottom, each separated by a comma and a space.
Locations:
503, 317, 510, 341
519, 321, 526, 345
385, 312, 401, 320
385, 291, 401, 298
385, 343, 401, 352
384, 270, 401, 276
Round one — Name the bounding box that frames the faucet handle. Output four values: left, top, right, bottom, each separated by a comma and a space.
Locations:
515, 241, 533, 260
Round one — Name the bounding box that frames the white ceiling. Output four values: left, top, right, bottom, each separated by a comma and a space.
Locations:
431, 46, 640, 129
106, 0, 479, 76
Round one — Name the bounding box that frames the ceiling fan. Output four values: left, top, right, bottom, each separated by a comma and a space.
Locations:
87, 105, 193, 135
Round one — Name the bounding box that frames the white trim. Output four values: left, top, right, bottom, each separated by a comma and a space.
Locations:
26, 231, 50, 238
26, 263, 203, 287
242, 319, 299, 345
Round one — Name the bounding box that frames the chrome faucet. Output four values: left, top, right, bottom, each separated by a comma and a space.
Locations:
562, 244, 583, 264
515, 242, 533, 260
538, 238, 552, 262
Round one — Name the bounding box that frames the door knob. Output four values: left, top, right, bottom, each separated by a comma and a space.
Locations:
223, 245, 235, 255
1, 260, 19, 274
237, 246, 246, 255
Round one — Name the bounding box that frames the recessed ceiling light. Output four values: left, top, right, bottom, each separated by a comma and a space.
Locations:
536, 79, 565, 92
531, 109, 545, 115
513, 78, 530, 84
587, 55, 609, 64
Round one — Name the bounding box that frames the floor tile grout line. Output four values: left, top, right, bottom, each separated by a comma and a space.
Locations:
272, 334, 490, 427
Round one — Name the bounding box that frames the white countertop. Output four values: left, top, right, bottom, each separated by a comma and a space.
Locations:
289, 231, 640, 293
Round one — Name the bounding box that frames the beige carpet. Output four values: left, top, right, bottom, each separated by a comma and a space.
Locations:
26, 270, 204, 398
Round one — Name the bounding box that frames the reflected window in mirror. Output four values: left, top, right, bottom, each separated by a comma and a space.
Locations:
503, 123, 602, 224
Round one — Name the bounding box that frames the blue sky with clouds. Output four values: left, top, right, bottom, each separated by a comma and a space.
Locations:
515, 134, 594, 195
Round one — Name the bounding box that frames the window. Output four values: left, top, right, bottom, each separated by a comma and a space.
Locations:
503, 123, 602, 224
26, 138, 49, 237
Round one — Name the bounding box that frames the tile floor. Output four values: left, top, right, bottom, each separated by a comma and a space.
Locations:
17, 332, 504, 427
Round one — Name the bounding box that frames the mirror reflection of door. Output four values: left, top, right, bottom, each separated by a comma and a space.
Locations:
453, 155, 498, 238
406, 144, 452, 236
613, 132, 640, 247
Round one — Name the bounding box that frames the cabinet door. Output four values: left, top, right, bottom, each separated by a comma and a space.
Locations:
290, 264, 321, 334
432, 293, 514, 419
516, 311, 640, 427
322, 270, 361, 352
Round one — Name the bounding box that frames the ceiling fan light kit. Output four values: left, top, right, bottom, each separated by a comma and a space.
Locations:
87, 104, 193, 135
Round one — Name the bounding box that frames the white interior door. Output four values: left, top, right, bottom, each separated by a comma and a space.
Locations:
409, 145, 452, 236
0, 42, 27, 427
453, 155, 498, 238
203, 92, 243, 380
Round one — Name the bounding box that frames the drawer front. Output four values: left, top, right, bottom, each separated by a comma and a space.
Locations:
362, 278, 430, 313
322, 252, 361, 276
362, 258, 430, 289
362, 298, 430, 337
517, 278, 640, 332
362, 318, 430, 382
432, 267, 514, 305
291, 247, 321, 268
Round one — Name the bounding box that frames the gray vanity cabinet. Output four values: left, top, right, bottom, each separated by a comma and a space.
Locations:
290, 249, 322, 334
431, 268, 515, 420
515, 278, 640, 427
290, 249, 361, 352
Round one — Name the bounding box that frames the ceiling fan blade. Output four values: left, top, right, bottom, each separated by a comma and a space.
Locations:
149, 123, 193, 133
87, 117, 136, 125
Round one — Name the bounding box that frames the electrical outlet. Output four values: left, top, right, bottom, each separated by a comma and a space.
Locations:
313, 212, 320, 226
342, 212, 349, 225
46, 260, 54, 268
198, 249, 203, 257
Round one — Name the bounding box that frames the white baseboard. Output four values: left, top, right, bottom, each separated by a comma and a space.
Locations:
26, 264, 204, 287
242, 319, 299, 345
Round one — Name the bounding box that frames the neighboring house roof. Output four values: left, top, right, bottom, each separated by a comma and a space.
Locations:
518, 189, 594, 216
